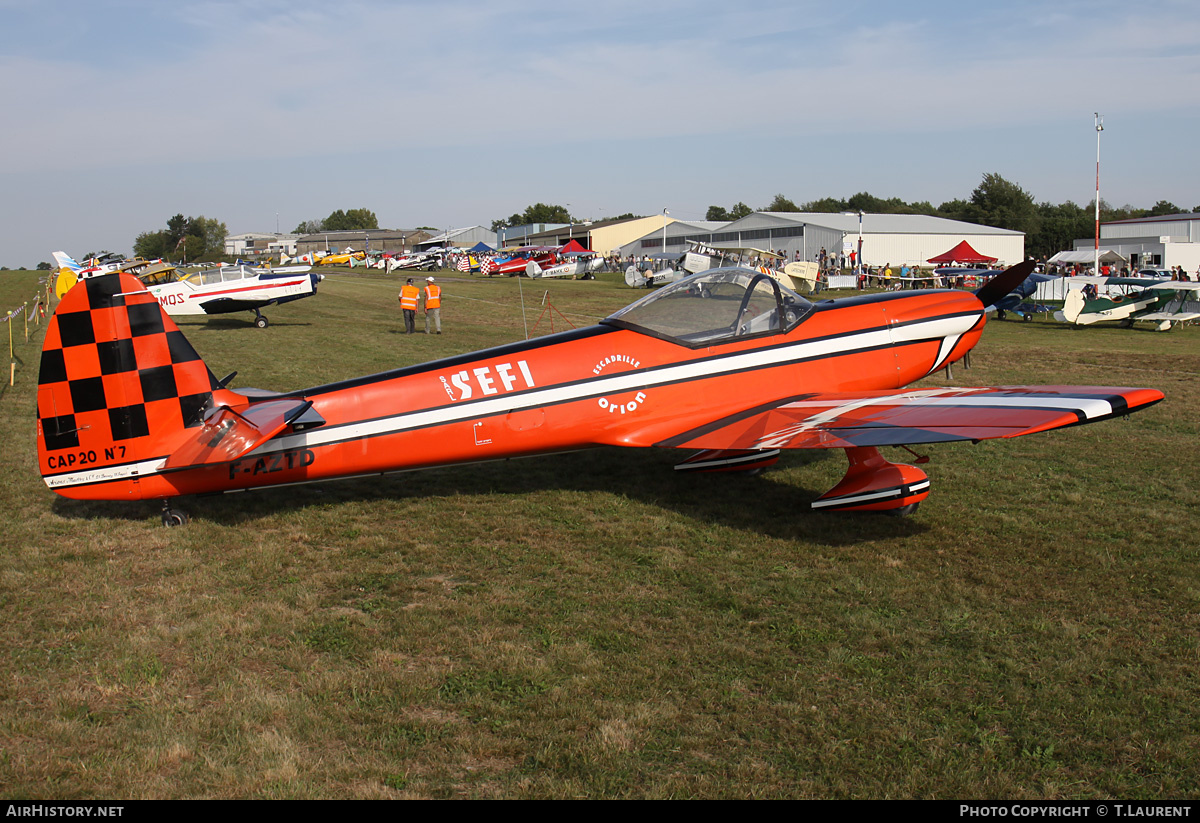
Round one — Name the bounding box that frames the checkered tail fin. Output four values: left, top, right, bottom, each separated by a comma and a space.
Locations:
36, 273, 220, 495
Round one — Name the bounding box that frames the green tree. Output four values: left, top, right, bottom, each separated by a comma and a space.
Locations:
134, 230, 169, 259
522, 203, 573, 224
729, 202, 753, 219
133, 214, 228, 262
846, 192, 889, 213
190, 216, 227, 258
492, 204, 574, 228
706, 205, 730, 221
967, 173, 1039, 234
1148, 200, 1180, 217
36, 261, 51, 270
322, 208, 379, 231
1027, 200, 1091, 260
801, 197, 848, 213
165, 214, 189, 253
763, 193, 800, 212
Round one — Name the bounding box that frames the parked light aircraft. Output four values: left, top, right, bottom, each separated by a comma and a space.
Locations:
526, 254, 604, 279
1054, 276, 1199, 329
982, 271, 1059, 321
53, 251, 137, 298
314, 250, 367, 266
36, 263, 1162, 525
491, 249, 559, 276
1131, 282, 1200, 329
628, 245, 786, 289
135, 264, 323, 328
380, 252, 439, 273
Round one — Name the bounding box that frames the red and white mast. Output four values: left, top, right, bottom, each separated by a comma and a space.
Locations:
1094, 113, 1104, 274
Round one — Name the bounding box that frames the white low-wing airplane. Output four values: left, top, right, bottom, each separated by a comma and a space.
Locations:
55, 251, 323, 329
142, 263, 324, 328
526, 256, 604, 279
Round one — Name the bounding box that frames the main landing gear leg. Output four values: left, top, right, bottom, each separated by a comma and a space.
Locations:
162, 500, 189, 527
811, 447, 930, 515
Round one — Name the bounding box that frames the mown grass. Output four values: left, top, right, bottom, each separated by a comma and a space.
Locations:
1, 267, 1197, 798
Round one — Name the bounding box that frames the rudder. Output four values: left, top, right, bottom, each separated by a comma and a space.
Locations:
37, 272, 219, 500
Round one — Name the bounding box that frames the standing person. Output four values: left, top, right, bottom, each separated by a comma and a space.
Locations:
423, 276, 442, 334
399, 277, 420, 334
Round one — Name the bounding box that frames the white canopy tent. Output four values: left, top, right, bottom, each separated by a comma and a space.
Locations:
1047, 250, 1128, 265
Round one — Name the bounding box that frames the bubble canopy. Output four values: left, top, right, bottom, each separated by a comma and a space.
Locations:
602, 267, 814, 347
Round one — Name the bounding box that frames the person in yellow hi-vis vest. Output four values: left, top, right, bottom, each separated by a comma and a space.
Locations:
399, 278, 420, 334
423, 276, 442, 335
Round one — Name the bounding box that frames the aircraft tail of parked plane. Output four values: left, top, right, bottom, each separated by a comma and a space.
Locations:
52, 251, 92, 298
36, 274, 322, 517
37, 265, 1163, 524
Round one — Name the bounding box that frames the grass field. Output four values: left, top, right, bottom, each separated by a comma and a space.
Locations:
1, 267, 1197, 798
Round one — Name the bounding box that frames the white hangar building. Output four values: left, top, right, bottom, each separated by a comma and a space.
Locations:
618, 212, 1024, 267
1073, 212, 1200, 273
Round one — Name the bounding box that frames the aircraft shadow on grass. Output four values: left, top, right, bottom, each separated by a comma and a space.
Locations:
50, 446, 927, 546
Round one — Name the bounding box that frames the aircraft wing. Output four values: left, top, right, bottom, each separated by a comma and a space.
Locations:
163, 398, 313, 469
197, 296, 277, 314
1138, 311, 1200, 322
1145, 282, 1200, 293
656, 386, 1163, 451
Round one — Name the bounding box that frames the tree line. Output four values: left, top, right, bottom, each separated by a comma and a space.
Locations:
124, 177, 1194, 267
292, 208, 379, 235
133, 214, 227, 263
707, 174, 1196, 260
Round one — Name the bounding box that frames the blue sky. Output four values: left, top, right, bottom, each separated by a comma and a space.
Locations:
2, 0, 1198, 266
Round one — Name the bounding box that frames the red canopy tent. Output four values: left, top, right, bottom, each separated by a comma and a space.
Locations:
927, 240, 997, 265
560, 239, 590, 254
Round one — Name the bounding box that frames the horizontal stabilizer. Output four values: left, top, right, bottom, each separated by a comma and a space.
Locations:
164, 398, 313, 469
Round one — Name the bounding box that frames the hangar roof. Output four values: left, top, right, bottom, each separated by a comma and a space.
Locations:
750, 212, 1021, 235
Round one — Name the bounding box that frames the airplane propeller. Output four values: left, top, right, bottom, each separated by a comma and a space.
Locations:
973, 260, 1036, 309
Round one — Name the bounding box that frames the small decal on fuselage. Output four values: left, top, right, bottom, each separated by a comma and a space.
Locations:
592, 354, 648, 415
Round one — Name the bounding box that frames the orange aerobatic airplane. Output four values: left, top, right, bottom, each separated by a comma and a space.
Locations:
35, 263, 1162, 525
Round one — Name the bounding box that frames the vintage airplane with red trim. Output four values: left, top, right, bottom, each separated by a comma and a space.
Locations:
35, 262, 1162, 524
141, 264, 324, 328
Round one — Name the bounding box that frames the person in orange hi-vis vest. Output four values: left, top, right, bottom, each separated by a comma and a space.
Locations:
423, 276, 442, 334
399, 278, 420, 334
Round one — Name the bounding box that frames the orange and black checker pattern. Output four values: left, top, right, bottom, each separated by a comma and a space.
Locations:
38, 274, 216, 453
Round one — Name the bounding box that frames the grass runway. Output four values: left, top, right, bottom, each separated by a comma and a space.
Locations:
1, 268, 1197, 798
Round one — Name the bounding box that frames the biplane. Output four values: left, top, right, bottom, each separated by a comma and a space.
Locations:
35, 263, 1162, 525
1055, 276, 1200, 329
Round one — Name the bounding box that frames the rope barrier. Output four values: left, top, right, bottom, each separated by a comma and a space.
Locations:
3, 286, 49, 388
